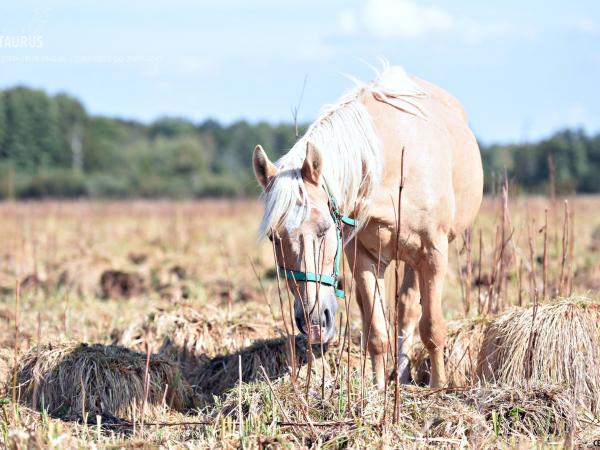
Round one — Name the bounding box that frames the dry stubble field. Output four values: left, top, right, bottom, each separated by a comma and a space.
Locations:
0, 196, 599, 448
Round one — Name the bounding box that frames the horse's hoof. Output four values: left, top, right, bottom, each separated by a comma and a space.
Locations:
397, 357, 412, 384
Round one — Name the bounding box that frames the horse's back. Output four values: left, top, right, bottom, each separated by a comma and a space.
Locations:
364, 75, 483, 240
412, 76, 469, 124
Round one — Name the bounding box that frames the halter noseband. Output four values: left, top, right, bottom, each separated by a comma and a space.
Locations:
275, 185, 355, 299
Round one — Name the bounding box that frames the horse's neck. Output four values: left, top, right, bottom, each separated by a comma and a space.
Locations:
323, 159, 365, 218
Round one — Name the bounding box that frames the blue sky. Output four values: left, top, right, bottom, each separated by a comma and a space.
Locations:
1, 0, 599, 143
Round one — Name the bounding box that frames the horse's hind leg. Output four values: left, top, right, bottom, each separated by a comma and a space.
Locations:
396, 263, 421, 384
417, 237, 449, 388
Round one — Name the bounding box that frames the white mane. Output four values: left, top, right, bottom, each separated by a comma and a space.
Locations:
258, 64, 427, 239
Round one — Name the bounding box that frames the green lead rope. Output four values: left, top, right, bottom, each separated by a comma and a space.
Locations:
280, 185, 355, 299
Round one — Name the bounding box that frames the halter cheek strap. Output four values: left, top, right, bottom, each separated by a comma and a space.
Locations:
278, 185, 355, 299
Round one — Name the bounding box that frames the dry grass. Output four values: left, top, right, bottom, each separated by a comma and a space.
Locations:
214, 371, 589, 448
8, 342, 191, 421
0, 198, 599, 448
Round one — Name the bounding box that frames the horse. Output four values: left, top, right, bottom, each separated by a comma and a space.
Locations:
252, 64, 483, 389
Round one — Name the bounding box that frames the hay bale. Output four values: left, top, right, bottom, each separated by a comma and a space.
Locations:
9, 342, 191, 420
100, 270, 146, 299
477, 299, 600, 415
412, 319, 489, 387
117, 306, 275, 369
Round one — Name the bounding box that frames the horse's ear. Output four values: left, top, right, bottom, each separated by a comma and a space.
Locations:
253, 145, 277, 189
301, 142, 322, 186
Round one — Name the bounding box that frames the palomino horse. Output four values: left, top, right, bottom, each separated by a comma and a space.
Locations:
252, 65, 483, 389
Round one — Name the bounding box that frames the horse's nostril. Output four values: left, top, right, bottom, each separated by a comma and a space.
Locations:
323, 308, 331, 329
295, 314, 306, 334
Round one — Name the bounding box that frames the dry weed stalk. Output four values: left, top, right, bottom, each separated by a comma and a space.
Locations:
11, 280, 20, 420
559, 201, 570, 296
498, 171, 510, 311
463, 228, 473, 316
271, 234, 296, 385
527, 219, 539, 305
567, 206, 575, 295
542, 208, 549, 301
477, 229, 483, 315
392, 147, 405, 424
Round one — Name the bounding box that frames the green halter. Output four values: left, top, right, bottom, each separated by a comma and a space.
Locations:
278, 185, 355, 299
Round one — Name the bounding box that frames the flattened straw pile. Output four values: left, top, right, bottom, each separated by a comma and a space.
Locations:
446, 384, 574, 438
117, 306, 275, 369
215, 377, 580, 445
412, 319, 489, 387
477, 299, 600, 415
190, 336, 326, 399
9, 342, 191, 420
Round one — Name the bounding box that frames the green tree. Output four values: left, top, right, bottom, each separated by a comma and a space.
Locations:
82, 117, 136, 173
2, 84, 600, 199
2, 87, 62, 171
581, 134, 600, 192
0, 92, 6, 156
55, 94, 87, 170
149, 117, 196, 139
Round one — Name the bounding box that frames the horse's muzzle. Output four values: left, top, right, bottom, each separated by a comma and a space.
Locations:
308, 324, 324, 343
294, 296, 338, 343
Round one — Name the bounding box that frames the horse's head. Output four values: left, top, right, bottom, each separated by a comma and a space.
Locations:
253, 142, 340, 344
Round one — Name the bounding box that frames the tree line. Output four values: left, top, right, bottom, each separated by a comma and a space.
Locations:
0, 86, 598, 199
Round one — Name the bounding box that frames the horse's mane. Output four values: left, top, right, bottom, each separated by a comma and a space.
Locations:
258, 63, 427, 239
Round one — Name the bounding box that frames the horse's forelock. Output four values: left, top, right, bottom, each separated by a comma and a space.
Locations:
259, 163, 309, 240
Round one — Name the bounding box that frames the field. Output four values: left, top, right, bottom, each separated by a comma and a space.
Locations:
1, 195, 599, 448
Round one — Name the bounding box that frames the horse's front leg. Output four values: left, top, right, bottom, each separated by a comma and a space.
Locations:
347, 240, 389, 389
417, 236, 449, 388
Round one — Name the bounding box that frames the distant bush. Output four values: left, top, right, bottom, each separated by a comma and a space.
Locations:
85, 173, 132, 198
18, 169, 88, 198
1, 85, 600, 199
193, 174, 245, 198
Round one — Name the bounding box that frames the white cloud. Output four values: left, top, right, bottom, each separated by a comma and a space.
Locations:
340, 0, 536, 42
574, 18, 599, 35
364, 0, 452, 39
338, 10, 358, 35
